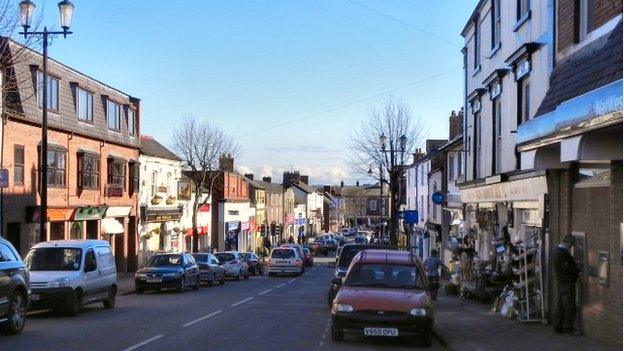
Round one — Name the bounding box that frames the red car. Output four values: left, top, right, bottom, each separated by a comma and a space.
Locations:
330, 250, 434, 346
303, 247, 314, 267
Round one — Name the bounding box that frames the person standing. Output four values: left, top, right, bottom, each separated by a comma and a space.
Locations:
424, 249, 447, 300
553, 235, 581, 334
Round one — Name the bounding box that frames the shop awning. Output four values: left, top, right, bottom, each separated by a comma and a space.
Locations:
74, 206, 108, 221
102, 218, 124, 235
28, 207, 75, 223
185, 226, 209, 236
105, 206, 132, 218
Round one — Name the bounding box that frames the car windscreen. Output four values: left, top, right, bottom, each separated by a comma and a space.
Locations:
344, 263, 426, 290
338, 246, 384, 268
25, 248, 82, 271
215, 253, 235, 263
192, 254, 209, 263
271, 249, 295, 259
146, 255, 183, 267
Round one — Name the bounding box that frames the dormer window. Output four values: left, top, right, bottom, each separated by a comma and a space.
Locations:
76, 87, 93, 122
107, 100, 121, 131
36, 71, 59, 112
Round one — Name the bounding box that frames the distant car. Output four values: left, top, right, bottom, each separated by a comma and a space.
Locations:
268, 247, 304, 276
192, 253, 226, 286
353, 235, 368, 244
330, 250, 434, 345
215, 251, 249, 280
324, 239, 339, 251
0, 238, 29, 334
311, 241, 329, 256
26, 240, 117, 316
241, 252, 264, 275
135, 253, 200, 293
327, 244, 395, 307
302, 248, 314, 267
280, 243, 306, 269
335, 235, 347, 246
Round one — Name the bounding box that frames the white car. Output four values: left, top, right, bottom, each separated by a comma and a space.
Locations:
24, 240, 117, 316
215, 251, 249, 280
268, 247, 304, 276
279, 243, 306, 272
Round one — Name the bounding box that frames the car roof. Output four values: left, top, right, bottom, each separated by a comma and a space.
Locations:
31, 239, 110, 250
354, 250, 416, 265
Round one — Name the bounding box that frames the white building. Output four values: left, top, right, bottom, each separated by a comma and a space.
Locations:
178, 182, 212, 252
292, 182, 324, 236
138, 136, 184, 266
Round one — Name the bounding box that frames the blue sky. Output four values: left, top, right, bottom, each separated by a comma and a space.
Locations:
30, 0, 476, 185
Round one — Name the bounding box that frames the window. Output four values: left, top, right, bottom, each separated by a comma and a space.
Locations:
107, 159, 126, 189
78, 154, 100, 189
491, 0, 501, 49
458, 150, 463, 178
493, 97, 502, 174
47, 148, 66, 187
84, 249, 97, 272
129, 162, 140, 195
13, 145, 24, 185
475, 113, 482, 179
36, 71, 59, 112
107, 100, 121, 131
0, 243, 18, 262
150, 171, 157, 197
432, 182, 438, 220
76, 87, 93, 122
127, 108, 136, 135
517, 0, 530, 20
370, 200, 377, 211
575, 166, 610, 188
578, 0, 595, 41
518, 79, 531, 123
473, 21, 480, 69
167, 172, 172, 193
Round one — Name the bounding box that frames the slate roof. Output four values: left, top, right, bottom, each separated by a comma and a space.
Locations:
243, 177, 266, 190
293, 182, 319, 195
257, 181, 283, 193
536, 21, 623, 117
140, 136, 182, 161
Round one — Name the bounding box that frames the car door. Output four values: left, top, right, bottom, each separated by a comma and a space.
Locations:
95, 246, 116, 298
184, 255, 198, 285
209, 254, 224, 279
82, 248, 99, 301
0, 244, 13, 316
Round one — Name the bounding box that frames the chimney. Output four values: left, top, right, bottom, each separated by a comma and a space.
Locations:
323, 185, 331, 193
449, 109, 463, 140
219, 154, 234, 172
244, 173, 254, 180
356, 180, 360, 187
282, 171, 301, 188
413, 148, 425, 163
340, 180, 344, 188
300, 175, 309, 185
262, 176, 272, 183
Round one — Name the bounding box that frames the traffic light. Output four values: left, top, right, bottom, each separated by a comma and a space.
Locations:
270, 222, 276, 235
260, 224, 267, 237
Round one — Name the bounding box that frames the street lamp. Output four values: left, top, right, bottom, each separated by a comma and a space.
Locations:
379, 133, 387, 150
19, 0, 75, 243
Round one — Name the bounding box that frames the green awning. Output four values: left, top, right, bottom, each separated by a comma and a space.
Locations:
74, 206, 108, 221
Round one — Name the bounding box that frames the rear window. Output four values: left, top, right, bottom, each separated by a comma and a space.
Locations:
215, 253, 236, 262
271, 249, 295, 259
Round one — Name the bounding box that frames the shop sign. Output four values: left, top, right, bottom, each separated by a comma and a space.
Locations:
460, 176, 547, 203
143, 207, 183, 222
198, 204, 211, 212
228, 210, 239, 215
178, 180, 192, 200
241, 222, 250, 230
105, 206, 132, 218
402, 210, 419, 224
28, 207, 75, 222
294, 218, 306, 225
227, 221, 240, 231
74, 206, 108, 221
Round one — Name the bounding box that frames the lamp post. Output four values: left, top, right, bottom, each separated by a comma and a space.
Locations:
368, 163, 385, 241
19, 0, 75, 243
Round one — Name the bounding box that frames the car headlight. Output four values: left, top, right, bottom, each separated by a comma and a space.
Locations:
135, 273, 147, 278
410, 308, 428, 316
49, 277, 70, 288
163, 273, 180, 278
332, 303, 354, 313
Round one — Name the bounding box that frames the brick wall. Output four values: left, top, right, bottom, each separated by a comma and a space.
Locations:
592, 0, 623, 29
557, 0, 622, 53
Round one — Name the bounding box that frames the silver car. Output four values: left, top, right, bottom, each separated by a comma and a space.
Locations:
192, 253, 226, 286
215, 251, 249, 280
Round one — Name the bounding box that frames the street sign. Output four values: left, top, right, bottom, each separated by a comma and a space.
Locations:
403, 210, 419, 224
432, 192, 445, 205
0, 168, 8, 188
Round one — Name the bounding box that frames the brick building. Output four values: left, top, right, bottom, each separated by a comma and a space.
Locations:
517, 2, 622, 344
0, 38, 140, 272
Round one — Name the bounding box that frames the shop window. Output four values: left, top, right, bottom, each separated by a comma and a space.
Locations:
36, 71, 59, 112
78, 153, 100, 190
13, 145, 24, 185
107, 158, 126, 190
575, 166, 611, 188
70, 222, 82, 240
47, 148, 67, 187
49, 222, 65, 240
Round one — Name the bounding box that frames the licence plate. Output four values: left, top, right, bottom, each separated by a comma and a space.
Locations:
364, 328, 399, 337
30, 294, 40, 301
275, 260, 286, 264
146, 278, 162, 283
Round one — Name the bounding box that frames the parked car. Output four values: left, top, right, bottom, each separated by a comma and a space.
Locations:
25, 240, 117, 316
215, 251, 249, 280
324, 239, 339, 251
280, 243, 306, 271
353, 235, 368, 244
0, 238, 29, 334
268, 247, 304, 276
135, 253, 200, 293
311, 240, 329, 256
327, 244, 394, 307
335, 235, 347, 247
302, 248, 314, 267
241, 252, 264, 275
330, 250, 434, 345
192, 253, 226, 286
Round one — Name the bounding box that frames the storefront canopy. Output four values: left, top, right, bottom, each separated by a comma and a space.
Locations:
101, 218, 124, 235
74, 206, 108, 221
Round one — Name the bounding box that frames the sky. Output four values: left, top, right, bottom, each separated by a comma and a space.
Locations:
27, 0, 477, 185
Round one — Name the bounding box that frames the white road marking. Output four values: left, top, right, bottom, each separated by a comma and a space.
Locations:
259, 288, 273, 296
182, 310, 222, 327
288, 278, 296, 283
122, 334, 164, 351
231, 297, 253, 307
276, 283, 286, 288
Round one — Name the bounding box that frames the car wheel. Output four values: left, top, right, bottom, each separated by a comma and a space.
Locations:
192, 276, 200, 290
176, 277, 185, 293
1, 290, 26, 334
103, 286, 116, 309
66, 290, 83, 317
330, 325, 344, 342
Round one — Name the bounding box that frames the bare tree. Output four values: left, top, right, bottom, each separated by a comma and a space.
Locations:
173, 117, 239, 252
348, 97, 426, 246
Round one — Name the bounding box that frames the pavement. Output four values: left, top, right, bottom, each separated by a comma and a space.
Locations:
433, 291, 620, 351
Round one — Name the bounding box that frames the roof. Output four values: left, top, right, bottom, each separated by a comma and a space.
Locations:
355, 249, 416, 265
460, 0, 486, 37
32, 240, 110, 250
140, 136, 182, 161
293, 182, 319, 194
338, 185, 386, 197
257, 181, 283, 193
243, 177, 265, 190
536, 21, 623, 116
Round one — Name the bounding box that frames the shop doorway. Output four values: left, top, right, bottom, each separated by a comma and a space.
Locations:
114, 218, 125, 272
127, 216, 137, 271
50, 222, 64, 240
70, 222, 82, 239
6, 222, 21, 253
159, 222, 166, 251
86, 220, 98, 239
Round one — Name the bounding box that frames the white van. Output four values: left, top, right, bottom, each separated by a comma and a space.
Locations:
24, 240, 117, 316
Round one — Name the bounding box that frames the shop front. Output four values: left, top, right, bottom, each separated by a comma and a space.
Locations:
139, 206, 183, 266
26, 206, 76, 241
225, 221, 240, 251
182, 203, 212, 252
103, 206, 133, 272
73, 205, 108, 240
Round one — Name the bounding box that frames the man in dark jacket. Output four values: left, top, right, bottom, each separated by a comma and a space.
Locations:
553, 235, 581, 334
